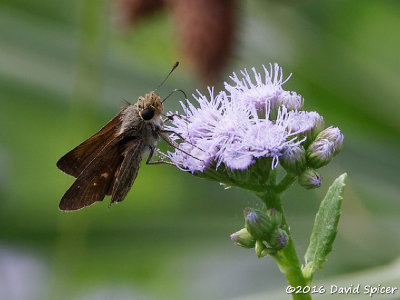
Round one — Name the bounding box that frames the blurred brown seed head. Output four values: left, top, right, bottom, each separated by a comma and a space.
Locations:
115, 0, 237, 84
116, 0, 165, 26
169, 0, 236, 84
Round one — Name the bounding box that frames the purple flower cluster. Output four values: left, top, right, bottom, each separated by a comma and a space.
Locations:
166, 64, 335, 173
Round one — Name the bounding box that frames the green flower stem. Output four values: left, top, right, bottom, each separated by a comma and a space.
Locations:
257, 190, 311, 300
275, 174, 297, 194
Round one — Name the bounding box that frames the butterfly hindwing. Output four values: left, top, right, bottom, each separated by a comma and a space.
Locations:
58, 126, 146, 211
58, 139, 124, 210
110, 139, 145, 204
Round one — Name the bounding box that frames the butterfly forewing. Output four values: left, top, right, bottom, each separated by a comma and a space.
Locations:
57, 107, 128, 178
58, 126, 142, 211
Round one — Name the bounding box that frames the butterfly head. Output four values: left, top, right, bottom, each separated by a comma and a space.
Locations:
137, 92, 163, 121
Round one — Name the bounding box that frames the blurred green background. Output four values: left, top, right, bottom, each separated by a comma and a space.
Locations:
1, 1, 399, 299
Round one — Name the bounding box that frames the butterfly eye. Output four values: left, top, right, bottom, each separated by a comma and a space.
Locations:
141, 108, 155, 120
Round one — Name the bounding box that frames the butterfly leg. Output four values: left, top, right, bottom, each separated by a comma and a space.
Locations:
161, 116, 205, 153
145, 146, 176, 166
159, 133, 203, 161
161, 130, 206, 153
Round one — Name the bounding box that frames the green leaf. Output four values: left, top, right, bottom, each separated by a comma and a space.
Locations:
303, 173, 347, 282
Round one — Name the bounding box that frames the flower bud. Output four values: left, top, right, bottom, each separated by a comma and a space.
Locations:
280, 146, 306, 175
230, 228, 256, 249
315, 126, 344, 156
307, 138, 335, 168
298, 169, 322, 189
308, 113, 325, 142
306, 126, 343, 168
286, 111, 325, 149
276, 90, 304, 111
244, 207, 274, 241
269, 228, 289, 250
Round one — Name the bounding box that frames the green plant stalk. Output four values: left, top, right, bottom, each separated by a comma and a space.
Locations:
257, 174, 311, 300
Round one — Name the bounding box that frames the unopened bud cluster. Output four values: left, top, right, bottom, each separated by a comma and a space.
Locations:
230, 207, 289, 257
281, 124, 344, 189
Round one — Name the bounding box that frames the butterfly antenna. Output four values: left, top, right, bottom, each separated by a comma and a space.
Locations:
162, 89, 187, 103
155, 61, 179, 92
